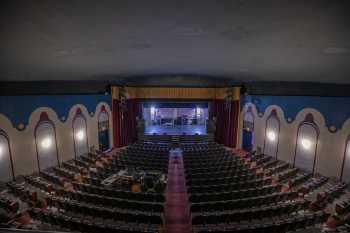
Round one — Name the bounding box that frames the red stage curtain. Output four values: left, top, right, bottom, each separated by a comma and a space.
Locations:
112, 99, 121, 147
121, 99, 142, 146
212, 99, 226, 145
226, 100, 240, 147
212, 99, 239, 147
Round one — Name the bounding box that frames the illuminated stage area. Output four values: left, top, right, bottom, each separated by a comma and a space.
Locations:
142, 102, 208, 135
145, 125, 207, 135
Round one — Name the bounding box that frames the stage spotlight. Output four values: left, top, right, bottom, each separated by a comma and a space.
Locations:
76, 130, 85, 141
301, 138, 312, 150
267, 130, 276, 142
41, 137, 52, 149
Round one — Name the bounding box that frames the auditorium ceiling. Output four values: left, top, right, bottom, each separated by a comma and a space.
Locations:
1, 0, 350, 87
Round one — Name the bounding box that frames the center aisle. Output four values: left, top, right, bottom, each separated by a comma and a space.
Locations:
165, 148, 192, 233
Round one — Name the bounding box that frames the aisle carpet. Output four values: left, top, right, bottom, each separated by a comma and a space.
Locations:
164, 149, 192, 233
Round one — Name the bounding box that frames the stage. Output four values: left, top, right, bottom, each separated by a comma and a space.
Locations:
145, 125, 207, 135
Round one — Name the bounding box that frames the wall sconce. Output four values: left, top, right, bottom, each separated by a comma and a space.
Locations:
301, 138, 312, 150
267, 130, 276, 142
41, 137, 52, 149
76, 130, 85, 141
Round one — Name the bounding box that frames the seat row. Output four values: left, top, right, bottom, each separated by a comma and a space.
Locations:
113, 160, 167, 172
286, 172, 312, 188
116, 156, 168, 165
29, 208, 160, 233
184, 157, 238, 166
72, 182, 164, 202
123, 148, 169, 156
118, 150, 169, 159
192, 199, 309, 225
264, 162, 290, 176
195, 211, 328, 233
63, 190, 164, 213
185, 160, 242, 170
189, 184, 281, 203
46, 195, 163, 225
190, 191, 298, 212
186, 169, 251, 180
187, 173, 262, 187
298, 176, 328, 194
188, 177, 272, 193
183, 151, 229, 158
185, 163, 247, 175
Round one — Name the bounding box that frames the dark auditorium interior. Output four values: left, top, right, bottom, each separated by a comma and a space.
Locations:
1, 1, 350, 233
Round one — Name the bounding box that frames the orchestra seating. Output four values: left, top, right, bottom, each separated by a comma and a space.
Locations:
1, 140, 349, 233
182, 142, 348, 233
1, 142, 169, 233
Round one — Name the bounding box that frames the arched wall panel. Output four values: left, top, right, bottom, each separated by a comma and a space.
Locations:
0, 97, 111, 178
263, 112, 280, 158
73, 112, 89, 157
244, 111, 254, 125
294, 118, 319, 173
98, 107, 110, 151
341, 137, 350, 183
242, 108, 254, 151
0, 131, 14, 182
35, 117, 59, 171
241, 99, 350, 179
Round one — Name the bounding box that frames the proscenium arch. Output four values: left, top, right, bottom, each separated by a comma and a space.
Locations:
34, 112, 60, 171
340, 135, 350, 183
293, 113, 319, 173
0, 130, 15, 181
72, 108, 89, 158
263, 110, 280, 158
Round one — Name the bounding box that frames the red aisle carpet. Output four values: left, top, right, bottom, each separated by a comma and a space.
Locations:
165, 149, 192, 233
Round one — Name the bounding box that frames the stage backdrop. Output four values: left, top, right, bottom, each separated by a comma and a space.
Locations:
111, 86, 240, 147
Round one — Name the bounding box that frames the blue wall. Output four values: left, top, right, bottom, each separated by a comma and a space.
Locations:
0, 95, 111, 127
241, 95, 350, 129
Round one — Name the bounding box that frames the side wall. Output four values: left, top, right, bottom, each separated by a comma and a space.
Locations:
0, 95, 112, 179
239, 95, 350, 180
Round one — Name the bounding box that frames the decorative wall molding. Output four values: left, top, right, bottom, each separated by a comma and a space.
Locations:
119, 86, 239, 100
0, 95, 111, 130
241, 101, 350, 179
0, 100, 113, 180
241, 95, 348, 131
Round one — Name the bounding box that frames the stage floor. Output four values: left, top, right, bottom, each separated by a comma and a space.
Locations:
145, 125, 207, 135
